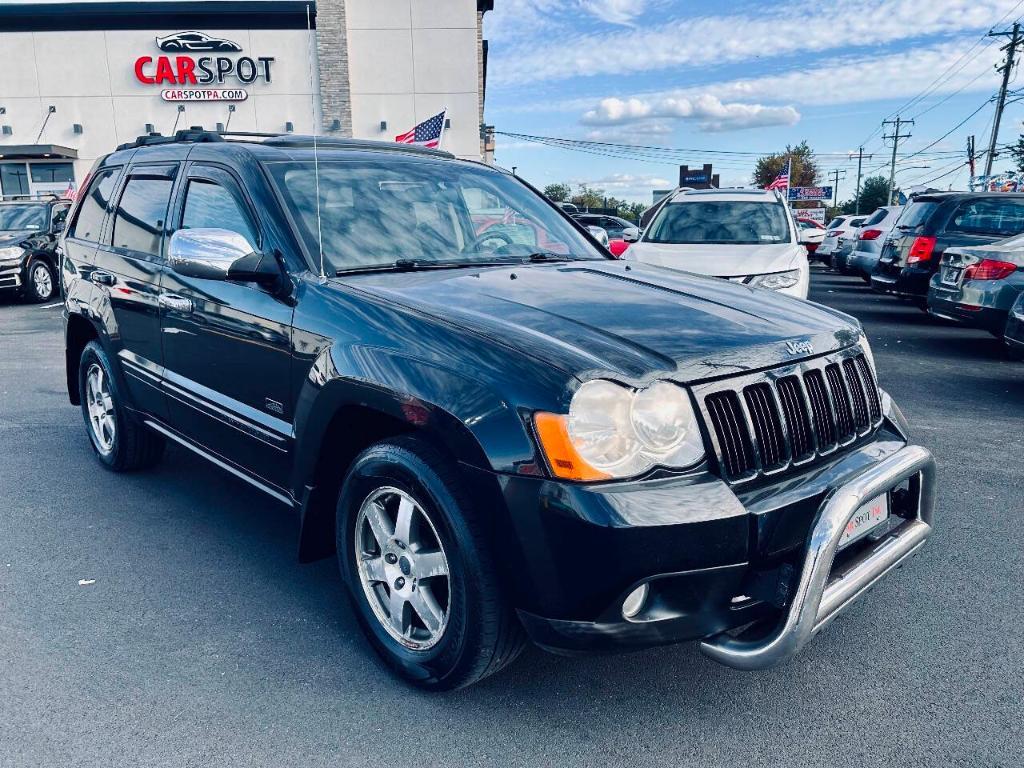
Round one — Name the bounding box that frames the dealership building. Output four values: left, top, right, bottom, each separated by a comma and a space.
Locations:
0, 0, 494, 198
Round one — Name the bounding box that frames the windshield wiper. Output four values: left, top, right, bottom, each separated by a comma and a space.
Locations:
336, 258, 517, 276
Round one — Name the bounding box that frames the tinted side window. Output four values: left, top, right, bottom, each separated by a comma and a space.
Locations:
69, 169, 118, 242
112, 176, 174, 256
947, 198, 1024, 237
181, 179, 258, 247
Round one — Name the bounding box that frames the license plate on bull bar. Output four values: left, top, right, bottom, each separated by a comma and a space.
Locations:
838, 494, 890, 550
941, 267, 963, 286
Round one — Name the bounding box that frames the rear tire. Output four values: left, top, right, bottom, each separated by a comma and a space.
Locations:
336, 436, 526, 690
78, 341, 165, 471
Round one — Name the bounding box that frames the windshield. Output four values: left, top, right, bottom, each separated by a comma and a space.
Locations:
644, 200, 791, 245
0, 204, 46, 231
265, 158, 606, 272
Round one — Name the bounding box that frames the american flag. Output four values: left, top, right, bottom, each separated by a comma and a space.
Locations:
395, 109, 447, 149
765, 159, 791, 191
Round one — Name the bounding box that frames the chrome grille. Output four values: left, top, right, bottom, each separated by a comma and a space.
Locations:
699, 349, 883, 482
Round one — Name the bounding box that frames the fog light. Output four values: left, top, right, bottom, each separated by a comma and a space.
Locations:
622, 583, 649, 619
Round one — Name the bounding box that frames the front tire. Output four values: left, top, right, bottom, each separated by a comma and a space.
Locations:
78, 341, 164, 471
336, 437, 526, 690
25, 258, 56, 302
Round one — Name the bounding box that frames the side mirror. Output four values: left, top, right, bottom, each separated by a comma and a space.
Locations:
586, 225, 610, 248
168, 228, 280, 285
622, 227, 640, 243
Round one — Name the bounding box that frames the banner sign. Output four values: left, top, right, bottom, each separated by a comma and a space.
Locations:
788, 186, 833, 201
793, 207, 826, 224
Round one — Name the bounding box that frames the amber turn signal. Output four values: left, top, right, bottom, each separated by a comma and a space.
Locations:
533, 412, 610, 482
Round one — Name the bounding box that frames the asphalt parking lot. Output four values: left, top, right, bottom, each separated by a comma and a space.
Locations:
1, 270, 1022, 768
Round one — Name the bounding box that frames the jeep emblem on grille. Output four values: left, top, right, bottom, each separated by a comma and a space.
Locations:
785, 340, 814, 356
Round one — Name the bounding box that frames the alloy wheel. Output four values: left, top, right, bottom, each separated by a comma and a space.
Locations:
354, 486, 451, 650
31, 263, 53, 300
85, 363, 116, 454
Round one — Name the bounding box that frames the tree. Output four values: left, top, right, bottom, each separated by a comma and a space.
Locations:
839, 175, 892, 214
1007, 135, 1024, 174
570, 184, 606, 210
543, 183, 571, 202
753, 140, 819, 189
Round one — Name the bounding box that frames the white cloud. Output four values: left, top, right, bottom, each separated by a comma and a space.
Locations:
489, 0, 1020, 86
579, 0, 647, 25
581, 95, 801, 131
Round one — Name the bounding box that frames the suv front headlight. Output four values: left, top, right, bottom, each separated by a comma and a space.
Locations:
748, 269, 800, 291
534, 379, 706, 481
0, 246, 25, 263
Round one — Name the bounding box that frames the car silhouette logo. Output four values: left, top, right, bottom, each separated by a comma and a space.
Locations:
785, 340, 814, 356
155, 31, 243, 53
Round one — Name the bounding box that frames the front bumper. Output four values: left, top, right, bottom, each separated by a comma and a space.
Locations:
700, 445, 934, 670
496, 415, 933, 668
0, 261, 24, 291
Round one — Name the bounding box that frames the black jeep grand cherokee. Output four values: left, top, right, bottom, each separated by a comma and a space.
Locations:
62, 130, 936, 689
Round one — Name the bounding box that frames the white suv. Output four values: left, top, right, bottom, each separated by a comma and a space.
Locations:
624, 188, 809, 298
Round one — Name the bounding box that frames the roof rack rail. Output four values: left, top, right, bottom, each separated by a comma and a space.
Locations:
0, 192, 64, 202
261, 135, 454, 157
115, 128, 455, 158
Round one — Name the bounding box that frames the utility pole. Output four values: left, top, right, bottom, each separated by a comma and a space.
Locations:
883, 116, 914, 205
984, 22, 1022, 177
829, 169, 847, 208
967, 135, 977, 188
851, 147, 873, 214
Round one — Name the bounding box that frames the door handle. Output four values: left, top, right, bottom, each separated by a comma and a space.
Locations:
158, 294, 194, 313
91, 271, 116, 286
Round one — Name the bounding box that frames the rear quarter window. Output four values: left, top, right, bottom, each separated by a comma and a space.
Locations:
946, 198, 1024, 237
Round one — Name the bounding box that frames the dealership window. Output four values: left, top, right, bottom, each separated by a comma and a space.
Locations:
180, 178, 258, 248
0, 163, 30, 197
29, 162, 75, 184
112, 176, 174, 257
69, 169, 119, 242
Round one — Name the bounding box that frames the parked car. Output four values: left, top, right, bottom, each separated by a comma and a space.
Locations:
847, 205, 903, 282
1003, 291, 1024, 358
817, 214, 866, 266
62, 130, 935, 690
795, 217, 826, 254
574, 213, 640, 257
0, 196, 72, 302
926, 234, 1023, 336
624, 188, 810, 298
871, 192, 1024, 306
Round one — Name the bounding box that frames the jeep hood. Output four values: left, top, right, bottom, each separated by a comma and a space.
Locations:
343, 261, 860, 383
0, 231, 33, 247
625, 242, 802, 278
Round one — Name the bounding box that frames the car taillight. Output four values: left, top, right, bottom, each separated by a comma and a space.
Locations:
906, 236, 936, 264
859, 228, 883, 241
964, 258, 1017, 280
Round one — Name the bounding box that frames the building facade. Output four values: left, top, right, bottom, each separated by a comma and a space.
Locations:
0, 0, 493, 198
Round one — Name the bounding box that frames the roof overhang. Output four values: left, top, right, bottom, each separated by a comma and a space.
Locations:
0, 2, 316, 32
0, 144, 79, 161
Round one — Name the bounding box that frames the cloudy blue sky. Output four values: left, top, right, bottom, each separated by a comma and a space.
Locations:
483, 0, 1024, 202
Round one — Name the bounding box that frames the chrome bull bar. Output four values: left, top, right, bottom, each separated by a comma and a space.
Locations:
700, 444, 936, 671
